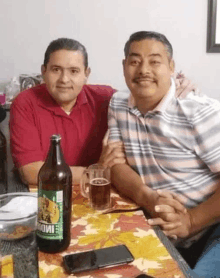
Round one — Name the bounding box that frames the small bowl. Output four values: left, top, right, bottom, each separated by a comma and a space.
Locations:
0, 192, 37, 240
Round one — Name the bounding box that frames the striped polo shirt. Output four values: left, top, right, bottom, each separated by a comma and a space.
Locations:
108, 79, 220, 209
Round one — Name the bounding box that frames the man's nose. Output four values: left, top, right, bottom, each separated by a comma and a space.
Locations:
59, 70, 70, 83
139, 61, 150, 75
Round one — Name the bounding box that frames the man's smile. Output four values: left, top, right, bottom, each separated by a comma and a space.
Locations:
56, 86, 73, 90
133, 77, 156, 85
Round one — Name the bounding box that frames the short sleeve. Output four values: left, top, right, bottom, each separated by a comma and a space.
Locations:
193, 100, 220, 173
107, 98, 123, 143
10, 95, 44, 168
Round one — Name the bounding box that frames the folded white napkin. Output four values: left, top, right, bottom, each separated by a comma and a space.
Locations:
0, 196, 37, 220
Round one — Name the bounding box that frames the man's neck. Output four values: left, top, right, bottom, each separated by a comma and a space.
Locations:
60, 99, 77, 114
135, 97, 162, 115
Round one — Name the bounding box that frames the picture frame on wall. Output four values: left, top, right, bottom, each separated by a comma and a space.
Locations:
207, 0, 220, 52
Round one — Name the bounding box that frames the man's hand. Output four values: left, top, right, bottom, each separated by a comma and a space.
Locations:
162, 210, 192, 239
148, 190, 192, 239
149, 206, 192, 239
98, 131, 126, 168
174, 71, 200, 98
155, 190, 187, 214
144, 189, 185, 218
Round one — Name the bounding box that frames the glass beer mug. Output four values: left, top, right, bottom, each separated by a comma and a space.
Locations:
80, 164, 111, 211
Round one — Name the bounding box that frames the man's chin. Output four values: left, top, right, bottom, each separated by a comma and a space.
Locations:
131, 88, 156, 98
51, 95, 76, 105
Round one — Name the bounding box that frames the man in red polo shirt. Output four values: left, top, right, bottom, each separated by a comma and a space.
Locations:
10, 38, 125, 186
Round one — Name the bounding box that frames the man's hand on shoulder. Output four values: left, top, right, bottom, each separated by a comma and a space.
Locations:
174, 71, 200, 98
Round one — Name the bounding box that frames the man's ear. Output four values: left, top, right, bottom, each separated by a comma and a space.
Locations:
122, 59, 126, 70
84, 67, 91, 83
170, 59, 175, 74
122, 59, 127, 77
41, 65, 46, 81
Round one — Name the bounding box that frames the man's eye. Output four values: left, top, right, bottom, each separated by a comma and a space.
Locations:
130, 60, 139, 66
151, 60, 160, 65
52, 68, 60, 72
71, 69, 79, 74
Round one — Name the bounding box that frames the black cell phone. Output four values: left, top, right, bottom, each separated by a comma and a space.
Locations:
63, 245, 134, 274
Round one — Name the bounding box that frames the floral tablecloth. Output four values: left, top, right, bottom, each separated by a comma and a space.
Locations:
1, 185, 184, 278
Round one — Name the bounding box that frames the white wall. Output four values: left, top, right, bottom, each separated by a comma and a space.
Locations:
1, 0, 220, 99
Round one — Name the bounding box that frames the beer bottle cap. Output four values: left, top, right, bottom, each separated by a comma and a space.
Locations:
50, 134, 61, 142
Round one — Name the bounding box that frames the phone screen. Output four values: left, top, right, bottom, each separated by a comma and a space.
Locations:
63, 245, 134, 274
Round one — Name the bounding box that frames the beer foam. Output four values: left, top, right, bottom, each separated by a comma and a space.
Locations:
90, 178, 110, 186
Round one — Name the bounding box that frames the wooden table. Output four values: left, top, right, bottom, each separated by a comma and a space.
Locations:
0, 111, 194, 278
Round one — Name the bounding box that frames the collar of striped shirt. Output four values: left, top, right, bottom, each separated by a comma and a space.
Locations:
128, 77, 176, 113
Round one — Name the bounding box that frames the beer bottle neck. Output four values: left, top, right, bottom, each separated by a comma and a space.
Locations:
46, 140, 65, 166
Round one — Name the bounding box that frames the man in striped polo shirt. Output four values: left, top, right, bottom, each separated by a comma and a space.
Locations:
108, 31, 220, 276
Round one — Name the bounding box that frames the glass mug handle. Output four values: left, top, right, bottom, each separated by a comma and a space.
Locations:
80, 169, 90, 198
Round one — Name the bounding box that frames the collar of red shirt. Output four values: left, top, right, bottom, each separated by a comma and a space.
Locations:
37, 84, 88, 116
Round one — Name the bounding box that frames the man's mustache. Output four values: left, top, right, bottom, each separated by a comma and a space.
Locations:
133, 76, 156, 82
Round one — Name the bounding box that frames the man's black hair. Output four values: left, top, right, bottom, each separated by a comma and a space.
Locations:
124, 31, 173, 60
44, 38, 88, 68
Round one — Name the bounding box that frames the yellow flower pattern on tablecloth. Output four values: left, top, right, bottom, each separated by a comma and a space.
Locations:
2, 185, 185, 278
39, 203, 184, 277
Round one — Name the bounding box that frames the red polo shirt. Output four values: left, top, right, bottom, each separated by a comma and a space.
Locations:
10, 84, 115, 168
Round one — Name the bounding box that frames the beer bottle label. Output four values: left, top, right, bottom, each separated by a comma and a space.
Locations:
37, 189, 63, 240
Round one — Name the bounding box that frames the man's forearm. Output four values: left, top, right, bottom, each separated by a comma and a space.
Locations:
189, 183, 220, 235
111, 164, 157, 213
19, 161, 44, 186
19, 162, 86, 186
